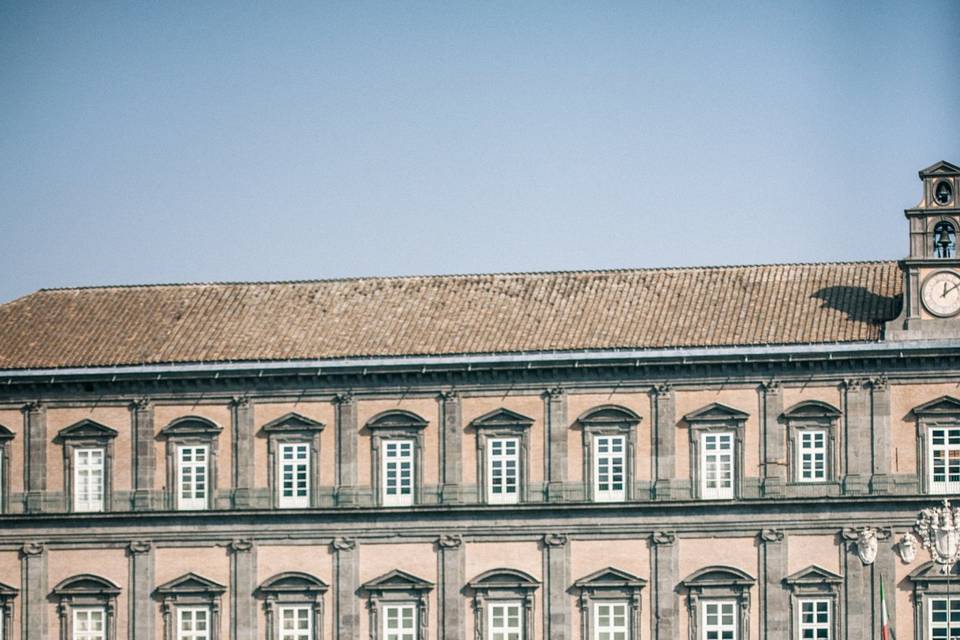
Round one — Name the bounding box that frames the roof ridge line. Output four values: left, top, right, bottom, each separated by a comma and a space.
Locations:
33, 259, 900, 293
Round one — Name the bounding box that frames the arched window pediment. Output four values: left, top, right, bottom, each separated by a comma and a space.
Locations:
467, 568, 540, 592
258, 571, 329, 596
576, 405, 642, 428
365, 410, 429, 432
51, 574, 121, 597
781, 401, 841, 420
159, 416, 222, 438
680, 565, 755, 591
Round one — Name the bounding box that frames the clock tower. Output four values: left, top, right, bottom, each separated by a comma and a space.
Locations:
887, 160, 960, 340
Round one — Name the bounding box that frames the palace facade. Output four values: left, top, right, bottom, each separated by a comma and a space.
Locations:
0, 161, 959, 640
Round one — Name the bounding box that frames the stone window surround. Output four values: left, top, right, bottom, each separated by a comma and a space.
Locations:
258, 413, 325, 509
0, 580, 16, 638
256, 571, 328, 640
685, 404, 748, 500
470, 408, 534, 504
782, 401, 841, 485
907, 561, 960, 640
366, 411, 428, 507
0, 425, 14, 514
912, 396, 960, 494
680, 565, 755, 640
55, 420, 118, 513
467, 568, 540, 640
158, 417, 222, 511
782, 565, 842, 640
573, 567, 646, 640
154, 572, 226, 640
577, 405, 642, 502
361, 569, 433, 640
51, 574, 121, 640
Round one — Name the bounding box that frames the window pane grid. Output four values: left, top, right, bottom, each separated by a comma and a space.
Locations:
382, 440, 414, 506
177, 445, 208, 510
279, 442, 310, 508
383, 604, 416, 640
73, 607, 106, 640
930, 427, 960, 493
278, 605, 312, 640
701, 433, 734, 499
74, 448, 104, 512
799, 599, 831, 639
177, 607, 210, 640
594, 435, 626, 502
798, 430, 827, 482
702, 600, 737, 640
594, 601, 628, 640
930, 597, 960, 640
489, 602, 523, 640
488, 438, 520, 504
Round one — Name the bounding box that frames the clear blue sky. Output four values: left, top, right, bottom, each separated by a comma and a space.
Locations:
1, 1, 958, 303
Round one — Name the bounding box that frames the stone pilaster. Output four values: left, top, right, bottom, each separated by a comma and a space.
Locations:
544, 388, 568, 502
128, 540, 155, 640
873, 531, 896, 639
231, 397, 255, 508
229, 539, 257, 640
334, 394, 359, 506
439, 392, 463, 504
20, 542, 47, 640
758, 529, 787, 639
23, 402, 46, 513
843, 379, 871, 495
542, 533, 570, 639
437, 534, 464, 640
651, 531, 678, 640
760, 382, 786, 498
131, 399, 156, 511
842, 530, 871, 640
332, 537, 359, 640
652, 385, 676, 499
870, 377, 895, 494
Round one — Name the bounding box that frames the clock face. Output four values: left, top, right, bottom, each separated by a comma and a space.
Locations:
922, 270, 960, 317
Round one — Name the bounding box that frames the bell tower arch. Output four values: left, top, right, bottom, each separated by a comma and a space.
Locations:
887, 160, 960, 340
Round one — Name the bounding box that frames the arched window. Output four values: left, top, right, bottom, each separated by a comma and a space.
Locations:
933, 221, 956, 258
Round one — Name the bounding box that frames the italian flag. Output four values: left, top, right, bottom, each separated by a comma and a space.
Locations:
880, 575, 895, 640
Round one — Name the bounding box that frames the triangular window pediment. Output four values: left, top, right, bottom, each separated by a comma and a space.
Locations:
56, 419, 118, 441
470, 408, 535, 430
260, 412, 325, 434
159, 416, 222, 439
0, 424, 14, 442
913, 396, 960, 417
909, 560, 960, 584
782, 401, 841, 420
684, 403, 749, 424
0, 580, 16, 597
51, 574, 121, 596
920, 160, 960, 178
577, 405, 642, 427
574, 566, 647, 589
365, 410, 429, 432
155, 572, 226, 595
362, 569, 433, 593
783, 565, 842, 586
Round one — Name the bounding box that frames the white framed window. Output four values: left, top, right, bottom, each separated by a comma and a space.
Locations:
73, 607, 106, 640
73, 448, 104, 512
177, 606, 210, 640
278, 443, 310, 508
488, 601, 523, 640
594, 435, 626, 502
382, 440, 414, 506
701, 600, 737, 640
701, 433, 734, 500
798, 599, 830, 639
929, 427, 960, 494
177, 445, 209, 510
929, 597, 960, 640
797, 430, 827, 482
278, 605, 311, 640
487, 437, 519, 504
382, 604, 417, 640
593, 601, 629, 640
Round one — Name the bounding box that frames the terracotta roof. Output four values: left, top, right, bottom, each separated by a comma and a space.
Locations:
0, 261, 902, 370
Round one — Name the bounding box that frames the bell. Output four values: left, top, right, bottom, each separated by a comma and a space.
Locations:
938, 227, 953, 257
937, 182, 952, 204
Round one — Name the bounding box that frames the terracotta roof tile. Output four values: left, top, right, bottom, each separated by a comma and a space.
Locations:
0, 261, 903, 370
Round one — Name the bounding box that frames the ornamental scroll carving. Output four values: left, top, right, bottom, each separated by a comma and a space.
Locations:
331, 537, 356, 552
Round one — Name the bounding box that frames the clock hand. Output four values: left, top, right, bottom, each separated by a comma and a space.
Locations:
946, 281, 960, 296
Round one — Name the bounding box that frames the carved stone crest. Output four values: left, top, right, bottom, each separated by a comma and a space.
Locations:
915, 499, 960, 572
331, 537, 356, 552
897, 533, 918, 564
843, 527, 888, 565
